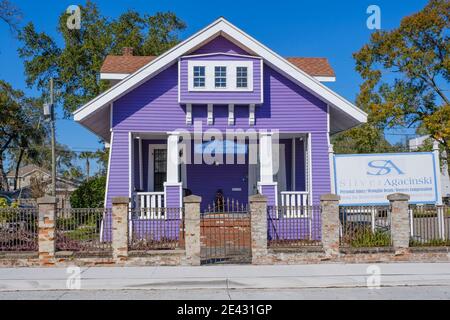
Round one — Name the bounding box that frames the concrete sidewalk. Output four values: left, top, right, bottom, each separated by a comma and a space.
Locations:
1, 262, 450, 292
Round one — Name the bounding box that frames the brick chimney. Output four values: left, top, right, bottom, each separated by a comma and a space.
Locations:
122, 47, 134, 56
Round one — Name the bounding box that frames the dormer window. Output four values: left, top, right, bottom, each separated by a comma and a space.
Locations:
193, 66, 205, 88
187, 60, 253, 92
215, 66, 227, 88
236, 67, 248, 88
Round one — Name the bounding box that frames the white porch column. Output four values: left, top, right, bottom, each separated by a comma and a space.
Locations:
259, 132, 274, 183
167, 132, 180, 184
258, 132, 278, 206
165, 132, 182, 209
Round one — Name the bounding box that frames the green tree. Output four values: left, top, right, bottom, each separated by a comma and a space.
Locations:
79, 151, 94, 180
70, 175, 106, 208
332, 124, 398, 154
18, 1, 186, 117
0, 0, 21, 31
0, 80, 46, 191
352, 0, 449, 174
94, 147, 109, 175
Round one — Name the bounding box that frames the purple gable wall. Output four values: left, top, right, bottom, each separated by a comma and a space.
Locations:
192, 36, 249, 55
179, 53, 262, 104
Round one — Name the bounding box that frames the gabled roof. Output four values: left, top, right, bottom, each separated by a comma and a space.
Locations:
285, 57, 335, 78
100, 54, 335, 78
74, 17, 367, 137
6, 164, 49, 178
100, 55, 156, 74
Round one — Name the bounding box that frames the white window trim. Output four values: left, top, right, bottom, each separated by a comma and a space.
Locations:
187, 60, 253, 92
148, 144, 167, 192
193, 66, 206, 88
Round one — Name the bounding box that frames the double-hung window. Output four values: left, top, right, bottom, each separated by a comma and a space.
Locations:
215, 66, 227, 88
236, 67, 248, 88
193, 66, 205, 88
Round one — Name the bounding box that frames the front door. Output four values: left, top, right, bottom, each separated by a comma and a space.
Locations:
153, 149, 166, 191
149, 145, 167, 192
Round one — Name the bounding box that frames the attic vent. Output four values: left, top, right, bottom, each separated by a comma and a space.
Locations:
122, 47, 134, 56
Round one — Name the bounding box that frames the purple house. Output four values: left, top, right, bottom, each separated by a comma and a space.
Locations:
74, 18, 366, 223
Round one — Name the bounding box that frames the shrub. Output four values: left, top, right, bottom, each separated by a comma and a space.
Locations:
342, 225, 391, 247
70, 176, 106, 208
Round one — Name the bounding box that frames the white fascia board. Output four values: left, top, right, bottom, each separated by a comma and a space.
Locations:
100, 73, 129, 80
73, 17, 366, 125
314, 76, 336, 82
182, 52, 261, 59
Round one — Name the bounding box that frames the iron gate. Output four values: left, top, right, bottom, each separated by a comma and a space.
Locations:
200, 199, 251, 264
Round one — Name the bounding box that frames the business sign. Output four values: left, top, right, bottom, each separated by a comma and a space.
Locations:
334, 152, 439, 205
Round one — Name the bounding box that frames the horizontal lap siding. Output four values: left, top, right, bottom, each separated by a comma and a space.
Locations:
311, 132, 331, 205
192, 36, 249, 55
261, 185, 276, 206
165, 185, 181, 209
106, 131, 129, 207
113, 64, 327, 133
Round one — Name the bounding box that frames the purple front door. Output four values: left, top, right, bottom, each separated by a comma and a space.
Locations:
186, 162, 249, 211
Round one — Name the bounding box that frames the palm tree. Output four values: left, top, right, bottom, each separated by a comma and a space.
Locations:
79, 151, 94, 181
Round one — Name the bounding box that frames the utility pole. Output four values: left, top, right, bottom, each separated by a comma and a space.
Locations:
50, 78, 56, 197
43, 79, 57, 197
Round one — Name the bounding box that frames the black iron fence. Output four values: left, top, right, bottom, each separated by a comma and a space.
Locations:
409, 205, 450, 246
0, 208, 38, 252
56, 208, 112, 254
339, 206, 392, 247
201, 202, 251, 264
128, 208, 184, 251
267, 206, 322, 248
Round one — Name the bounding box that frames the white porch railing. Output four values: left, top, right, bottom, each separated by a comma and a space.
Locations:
280, 191, 309, 217
134, 192, 165, 219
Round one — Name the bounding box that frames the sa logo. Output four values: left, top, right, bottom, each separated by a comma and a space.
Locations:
367, 160, 404, 176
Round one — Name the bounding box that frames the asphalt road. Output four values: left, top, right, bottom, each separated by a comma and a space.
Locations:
1, 286, 450, 299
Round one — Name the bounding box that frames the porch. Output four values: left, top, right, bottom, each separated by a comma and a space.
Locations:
122, 132, 313, 215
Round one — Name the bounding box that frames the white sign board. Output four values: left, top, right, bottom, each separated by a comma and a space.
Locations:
334, 153, 439, 205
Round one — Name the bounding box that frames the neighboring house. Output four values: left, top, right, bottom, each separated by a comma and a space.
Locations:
6, 164, 80, 208
409, 136, 450, 200
74, 18, 367, 214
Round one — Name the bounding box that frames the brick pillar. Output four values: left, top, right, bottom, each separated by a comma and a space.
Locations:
112, 197, 129, 262
387, 193, 410, 253
250, 194, 268, 264
184, 195, 201, 266
37, 196, 57, 265
320, 194, 340, 257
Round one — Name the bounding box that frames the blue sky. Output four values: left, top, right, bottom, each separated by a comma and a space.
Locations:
0, 0, 429, 172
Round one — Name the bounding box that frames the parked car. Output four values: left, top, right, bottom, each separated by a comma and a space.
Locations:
0, 194, 13, 207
